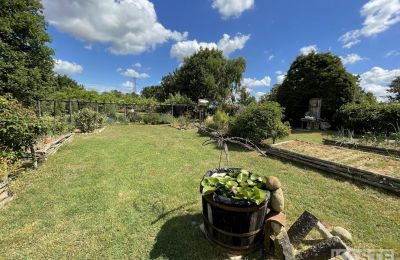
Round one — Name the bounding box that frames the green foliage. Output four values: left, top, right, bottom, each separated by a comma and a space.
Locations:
238, 88, 256, 106
171, 114, 192, 130
337, 102, 400, 134
161, 48, 246, 103
0, 0, 54, 105
40, 116, 73, 136
204, 110, 230, 133
387, 76, 400, 101
115, 114, 129, 125
276, 52, 365, 125
164, 93, 193, 105
0, 95, 45, 156
74, 108, 105, 133
201, 169, 268, 205
141, 85, 166, 101
126, 112, 142, 123
229, 102, 290, 144
142, 113, 160, 125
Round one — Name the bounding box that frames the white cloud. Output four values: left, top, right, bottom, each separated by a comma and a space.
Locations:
212, 0, 254, 19
256, 92, 266, 98
360, 66, 400, 100
268, 55, 274, 61
340, 53, 365, 65
385, 50, 400, 58
84, 44, 92, 50
300, 45, 318, 55
134, 63, 142, 68
339, 0, 400, 48
43, 0, 187, 55
243, 76, 271, 88
170, 33, 250, 61
53, 59, 83, 75
120, 68, 149, 79
122, 81, 135, 88
277, 74, 286, 84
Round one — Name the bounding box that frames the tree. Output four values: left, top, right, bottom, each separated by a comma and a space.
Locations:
261, 84, 281, 103
276, 52, 362, 125
238, 88, 256, 105
388, 76, 400, 101
161, 48, 246, 103
54, 74, 84, 91
0, 0, 55, 105
141, 85, 166, 101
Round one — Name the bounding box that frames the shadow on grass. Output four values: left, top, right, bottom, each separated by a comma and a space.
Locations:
149, 213, 226, 260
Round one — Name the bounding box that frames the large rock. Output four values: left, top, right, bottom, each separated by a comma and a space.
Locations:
266, 176, 281, 191
271, 188, 284, 212
331, 226, 353, 245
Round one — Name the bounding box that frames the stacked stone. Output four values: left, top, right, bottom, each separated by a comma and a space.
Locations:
265, 176, 284, 213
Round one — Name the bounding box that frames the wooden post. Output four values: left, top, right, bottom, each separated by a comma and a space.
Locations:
171, 105, 174, 116
37, 100, 41, 117
69, 101, 73, 123
124, 104, 128, 118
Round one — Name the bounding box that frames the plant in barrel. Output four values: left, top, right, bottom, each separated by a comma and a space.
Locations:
199, 127, 272, 253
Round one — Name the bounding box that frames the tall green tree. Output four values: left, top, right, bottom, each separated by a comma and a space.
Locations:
141, 85, 166, 101
238, 87, 256, 105
276, 52, 363, 125
388, 76, 400, 101
54, 74, 84, 91
161, 48, 246, 103
0, 0, 54, 105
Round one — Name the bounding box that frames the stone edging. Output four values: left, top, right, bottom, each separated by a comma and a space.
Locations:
266, 140, 400, 196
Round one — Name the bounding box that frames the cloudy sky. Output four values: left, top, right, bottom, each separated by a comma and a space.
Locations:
45, 0, 400, 99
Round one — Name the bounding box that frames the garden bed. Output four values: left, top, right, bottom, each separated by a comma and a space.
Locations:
323, 138, 400, 158
266, 140, 400, 195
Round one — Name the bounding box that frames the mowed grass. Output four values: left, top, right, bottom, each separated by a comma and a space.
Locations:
0, 125, 399, 259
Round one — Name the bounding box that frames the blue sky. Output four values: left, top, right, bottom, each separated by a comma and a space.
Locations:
44, 0, 400, 100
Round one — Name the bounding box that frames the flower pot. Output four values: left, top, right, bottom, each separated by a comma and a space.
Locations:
200, 168, 270, 253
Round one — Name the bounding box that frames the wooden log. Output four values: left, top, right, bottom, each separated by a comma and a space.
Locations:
287, 211, 319, 247
273, 228, 295, 260
296, 236, 346, 260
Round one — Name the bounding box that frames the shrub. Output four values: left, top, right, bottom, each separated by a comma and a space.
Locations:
229, 102, 290, 144
142, 113, 162, 125
40, 116, 73, 136
337, 102, 400, 135
159, 114, 174, 124
126, 111, 142, 123
204, 110, 230, 133
74, 108, 105, 133
0, 95, 45, 156
115, 114, 128, 124
171, 114, 192, 130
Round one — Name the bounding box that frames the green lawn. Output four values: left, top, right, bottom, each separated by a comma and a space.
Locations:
0, 125, 399, 259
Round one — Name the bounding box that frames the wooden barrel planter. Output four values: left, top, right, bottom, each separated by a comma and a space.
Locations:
200, 168, 270, 253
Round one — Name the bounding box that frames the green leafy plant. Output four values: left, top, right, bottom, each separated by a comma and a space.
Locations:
0, 95, 46, 156
229, 102, 290, 144
40, 116, 73, 136
201, 169, 268, 205
74, 108, 105, 133
126, 111, 142, 123
142, 113, 162, 125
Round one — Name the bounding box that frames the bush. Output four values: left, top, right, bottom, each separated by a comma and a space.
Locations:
337, 102, 400, 134
115, 114, 128, 124
204, 110, 229, 133
142, 113, 162, 125
126, 111, 142, 123
229, 102, 290, 144
40, 116, 73, 136
159, 114, 174, 124
171, 114, 192, 130
0, 95, 45, 156
74, 108, 105, 133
